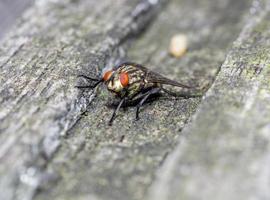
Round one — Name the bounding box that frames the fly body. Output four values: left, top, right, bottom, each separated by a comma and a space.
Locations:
104, 63, 156, 98
76, 62, 200, 125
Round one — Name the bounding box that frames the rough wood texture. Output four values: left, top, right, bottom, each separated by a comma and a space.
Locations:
148, 1, 270, 199
0, 0, 33, 39
1, 0, 269, 200
0, 0, 165, 199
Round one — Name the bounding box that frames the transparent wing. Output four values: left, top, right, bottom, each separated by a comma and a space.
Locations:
145, 70, 191, 88
117, 62, 192, 88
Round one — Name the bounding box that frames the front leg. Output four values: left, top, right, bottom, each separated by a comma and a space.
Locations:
75, 75, 103, 89
108, 97, 126, 126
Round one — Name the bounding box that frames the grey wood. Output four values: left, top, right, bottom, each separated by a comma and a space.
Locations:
0, 0, 33, 39
1, 0, 269, 200
148, 1, 270, 200
0, 0, 165, 199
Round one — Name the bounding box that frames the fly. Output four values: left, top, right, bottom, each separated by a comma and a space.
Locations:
76, 62, 201, 125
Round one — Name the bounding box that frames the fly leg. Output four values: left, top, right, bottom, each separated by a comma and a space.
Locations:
108, 98, 126, 126
75, 75, 103, 89
136, 87, 161, 120
77, 74, 100, 81
161, 87, 202, 98
75, 79, 102, 89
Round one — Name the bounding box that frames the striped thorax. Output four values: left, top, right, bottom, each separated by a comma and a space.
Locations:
103, 63, 147, 98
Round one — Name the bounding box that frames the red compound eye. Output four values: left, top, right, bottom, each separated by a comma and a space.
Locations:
103, 70, 113, 81
120, 72, 129, 87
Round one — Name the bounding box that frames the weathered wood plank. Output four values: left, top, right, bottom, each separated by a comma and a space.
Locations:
148, 1, 270, 199
0, 0, 33, 39
1, 0, 265, 200
0, 0, 165, 199
32, 0, 251, 200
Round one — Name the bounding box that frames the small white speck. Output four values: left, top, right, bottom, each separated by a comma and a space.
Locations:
149, 0, 159, 5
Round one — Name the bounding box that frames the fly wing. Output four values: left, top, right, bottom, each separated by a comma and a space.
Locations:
145, 70, 191, 88
117, 62, 191, 88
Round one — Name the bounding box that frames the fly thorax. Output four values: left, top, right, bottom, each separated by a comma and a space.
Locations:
107, 79, 123, 93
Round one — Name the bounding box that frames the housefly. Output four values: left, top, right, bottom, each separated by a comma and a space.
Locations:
76, 62, 200, 125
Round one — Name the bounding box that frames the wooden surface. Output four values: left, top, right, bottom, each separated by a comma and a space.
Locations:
0, 0, 33, 39
0, 0, 270, 200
